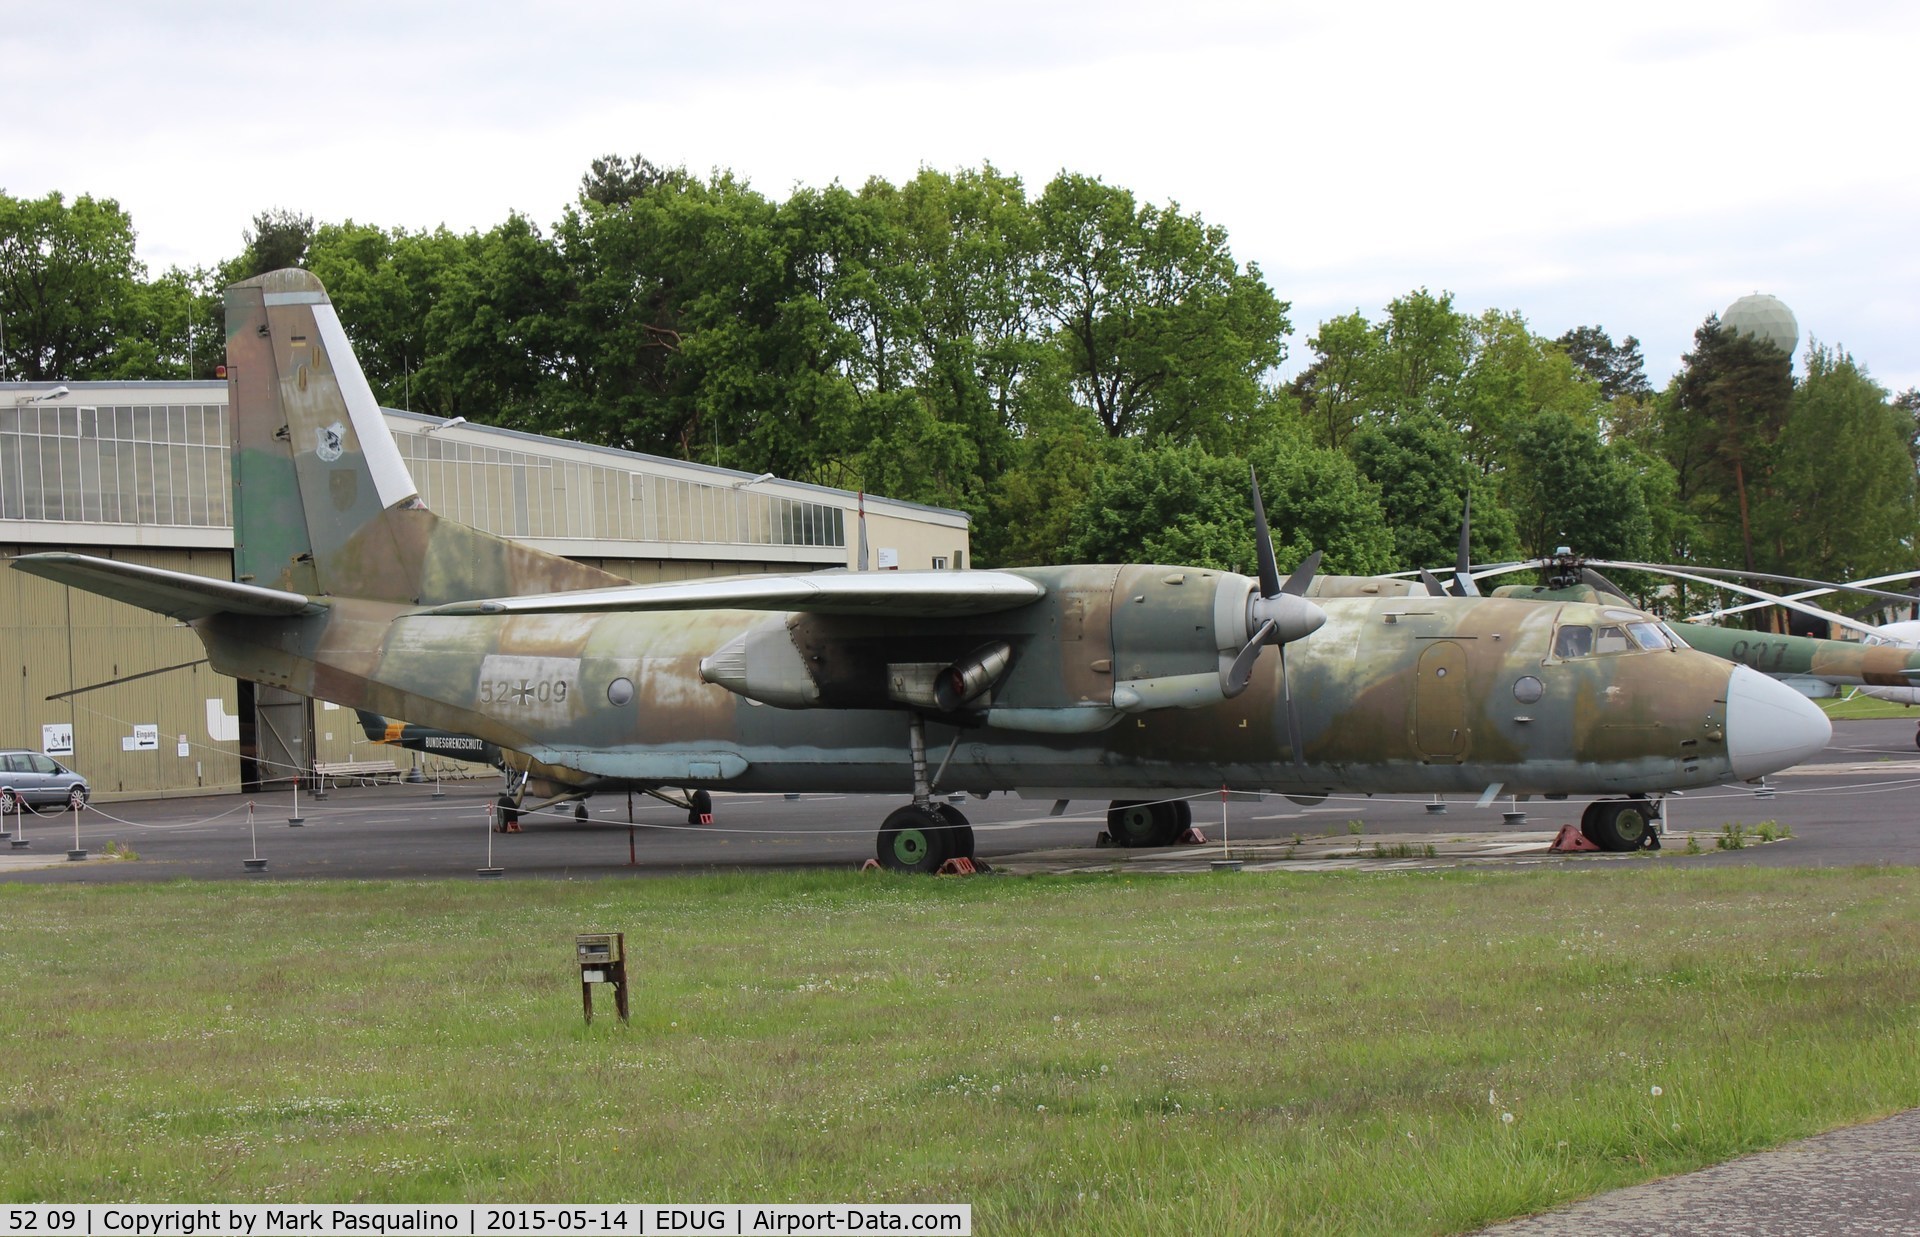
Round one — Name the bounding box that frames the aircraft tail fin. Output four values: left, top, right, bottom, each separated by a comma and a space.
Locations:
226, 270, 625, 605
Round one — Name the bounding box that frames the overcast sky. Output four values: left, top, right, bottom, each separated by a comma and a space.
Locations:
5, 0, 1916, 391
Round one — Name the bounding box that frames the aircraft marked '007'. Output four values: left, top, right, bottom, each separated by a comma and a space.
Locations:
8, 270, 1833, 868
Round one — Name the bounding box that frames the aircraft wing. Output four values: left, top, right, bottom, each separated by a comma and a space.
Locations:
423, 570, 1047, 618
10, 552, 327, 621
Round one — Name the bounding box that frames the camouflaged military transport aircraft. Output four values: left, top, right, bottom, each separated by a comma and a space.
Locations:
9, 271, 1834, 869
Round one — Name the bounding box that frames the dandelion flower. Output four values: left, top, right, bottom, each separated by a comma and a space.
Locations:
1502, 1112, 1515, 1125
1651, 1085, 1663, 1097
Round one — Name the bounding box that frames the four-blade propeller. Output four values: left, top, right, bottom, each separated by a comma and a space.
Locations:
1223, 467, 1327, 698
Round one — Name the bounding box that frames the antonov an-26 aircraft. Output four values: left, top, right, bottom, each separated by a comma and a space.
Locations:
9, 271, 1832, 868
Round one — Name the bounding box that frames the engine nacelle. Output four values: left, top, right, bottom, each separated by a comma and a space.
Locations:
695, 564, 1324, 724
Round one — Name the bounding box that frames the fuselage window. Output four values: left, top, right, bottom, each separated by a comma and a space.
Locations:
1593, 625, 1631, 655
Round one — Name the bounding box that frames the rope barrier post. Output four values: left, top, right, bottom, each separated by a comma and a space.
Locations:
477, 801, 503, 878
287, 774, 305, 827
244, 800, 269, 872
431, 767, 446, 800
1211, 785, 1242, 873
66, 795, 86, 862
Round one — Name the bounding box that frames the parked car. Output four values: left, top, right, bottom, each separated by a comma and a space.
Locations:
0, 750, 90, 812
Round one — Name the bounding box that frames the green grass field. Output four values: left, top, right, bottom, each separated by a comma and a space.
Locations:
1821, 693, 1919, 719
3, 868, 1917, 1234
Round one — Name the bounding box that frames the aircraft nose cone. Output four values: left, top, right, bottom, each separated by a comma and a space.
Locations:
1725, 665, 1831, 779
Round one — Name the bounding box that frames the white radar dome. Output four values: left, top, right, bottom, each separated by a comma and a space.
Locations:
1722, 293, 1798, 360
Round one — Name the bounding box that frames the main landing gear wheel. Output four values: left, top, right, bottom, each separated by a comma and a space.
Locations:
877, 804, 952, 873
494, 795, 520, 831
1581, 798, 1656, 852
932, 802, 974, 862
1107, 799, 1186, 848
687, 789, 714, 825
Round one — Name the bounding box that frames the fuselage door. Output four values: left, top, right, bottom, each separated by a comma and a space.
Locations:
1413, 640, 1470, 762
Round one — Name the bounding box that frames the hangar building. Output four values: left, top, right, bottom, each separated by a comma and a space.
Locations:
1, 380, 970, 799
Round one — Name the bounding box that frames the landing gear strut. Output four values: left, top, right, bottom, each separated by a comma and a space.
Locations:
1580, 797, 1661, 852
873, 715, 976, 872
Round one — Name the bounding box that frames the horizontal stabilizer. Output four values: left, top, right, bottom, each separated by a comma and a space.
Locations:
424, 570, 1046, 618
10, 552, 326, 621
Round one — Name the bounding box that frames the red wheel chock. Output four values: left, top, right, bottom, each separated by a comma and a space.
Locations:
860, 858, 882, 872
1549, 825, 1601, 853
937, 857, 979, 876
697, 812, 714, 825
1178, 827, 1210, 845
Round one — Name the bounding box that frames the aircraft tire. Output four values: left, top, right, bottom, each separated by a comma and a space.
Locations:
877, 805, 952, 873
1107, 800, 1182, 847
932, 803, 974, 860
687, 789, 714, 825
495, 796, 520, 832
1583, 799, 1651, 852
574, 802, 589, 821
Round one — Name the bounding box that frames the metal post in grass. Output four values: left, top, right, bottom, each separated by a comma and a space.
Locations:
477, 801, 504, 878
244, 800, 268, 872
66, 796, 86, 861
1212, 786, 1242, 872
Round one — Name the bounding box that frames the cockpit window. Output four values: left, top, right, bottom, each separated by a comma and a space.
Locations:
1553, 625, 1593, 659
1627, 621, 1672, 651
1554, 621, 1661, 658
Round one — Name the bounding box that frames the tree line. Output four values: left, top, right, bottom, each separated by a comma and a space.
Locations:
2, 166, 1914, 615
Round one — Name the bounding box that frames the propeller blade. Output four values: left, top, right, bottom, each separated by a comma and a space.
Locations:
1224, 618, 1278, 697
1249, 466, 1282, 599
1282, 549, 1323, 597
1450, 493, 1479, 596
1280, 643, 1305, 764
1418, 568, 1448, 598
